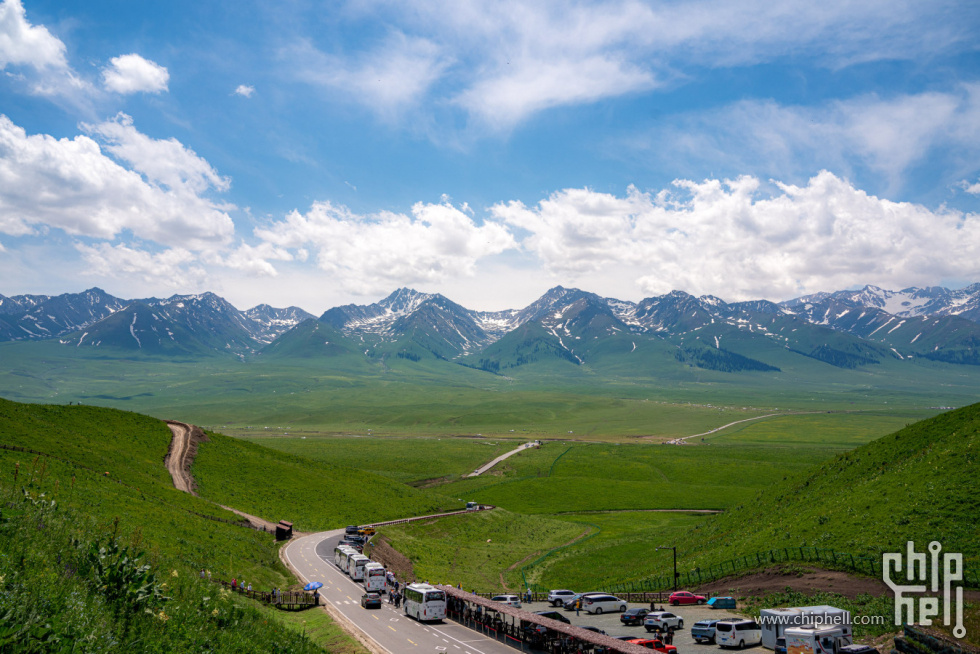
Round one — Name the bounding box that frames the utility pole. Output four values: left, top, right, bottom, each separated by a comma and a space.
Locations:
657, 546, 678, 591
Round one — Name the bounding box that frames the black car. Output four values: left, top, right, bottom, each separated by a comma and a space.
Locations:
621, 607, 649, 625
839, 646, 878, 654
522, 611, 572, 644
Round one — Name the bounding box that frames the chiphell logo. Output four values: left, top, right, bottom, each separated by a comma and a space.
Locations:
883, 541, 965, 639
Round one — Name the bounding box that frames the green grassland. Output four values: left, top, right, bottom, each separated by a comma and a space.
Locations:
671, 403, 980, 567
0, 399, 370, 652
242, 434, 518, 484
191, 429, 463, 528
372, 508, 587, 591
0, 339, 974, 439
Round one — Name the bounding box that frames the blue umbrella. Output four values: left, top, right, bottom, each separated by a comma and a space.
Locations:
304, 581, 323, 591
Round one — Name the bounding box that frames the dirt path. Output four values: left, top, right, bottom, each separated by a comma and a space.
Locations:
468, 441, 537, 477
164, 420, 207, 495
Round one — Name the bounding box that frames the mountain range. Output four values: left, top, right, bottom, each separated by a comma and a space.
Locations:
2, 283, 979, 372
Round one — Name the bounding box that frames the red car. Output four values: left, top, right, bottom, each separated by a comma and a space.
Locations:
626, 638, 678, 654
668, 591, 706, 606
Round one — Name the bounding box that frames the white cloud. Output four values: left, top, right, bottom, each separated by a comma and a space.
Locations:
76, 242, 206, 288
963, 180, 980, 195
288, 31, 448, 121
0, 0, 66, 70
253, 199, 516, 294
636, 85, 980, 193
85, 113, 230, 194
491, 171, 980, 301
0, 0, 87, 97
325, 0, 977, 130
234, 84, 255, 98
0, 114, 234, 249
102, 53, 169, 94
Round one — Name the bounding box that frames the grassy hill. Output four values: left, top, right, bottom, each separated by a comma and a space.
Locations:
0, 398, 384, 652
674, 403, 980, 567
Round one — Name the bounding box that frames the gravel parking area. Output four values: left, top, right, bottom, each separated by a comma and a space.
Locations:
525, 600, 762, 650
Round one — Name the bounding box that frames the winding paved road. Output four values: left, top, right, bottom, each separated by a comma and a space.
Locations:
283, 531, 516, 654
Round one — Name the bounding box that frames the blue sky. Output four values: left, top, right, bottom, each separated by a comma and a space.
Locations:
1, 0, 979, 313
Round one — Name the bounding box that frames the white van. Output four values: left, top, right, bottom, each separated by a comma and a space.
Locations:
582, 594, 628, 614
716, 618, 763, 648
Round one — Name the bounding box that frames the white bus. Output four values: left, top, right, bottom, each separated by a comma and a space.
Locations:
363, 562, 387, 593
348, 554, 370, 581
403, 583, 447, 622
336, 545, 356, 570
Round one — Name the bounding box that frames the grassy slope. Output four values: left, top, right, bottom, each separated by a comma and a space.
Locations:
673, 403, 980, 568
0, 398, 370, 652
190, 430, 463, 529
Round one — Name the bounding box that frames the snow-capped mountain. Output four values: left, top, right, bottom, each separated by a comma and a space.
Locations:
784, 284, 980, 324
4, 282, 980, 371
0, 288, 127, 341
243, 304, 315, 344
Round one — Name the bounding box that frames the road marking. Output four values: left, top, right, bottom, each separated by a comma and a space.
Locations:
407, 639, 417, 646
388, 626, 397, 632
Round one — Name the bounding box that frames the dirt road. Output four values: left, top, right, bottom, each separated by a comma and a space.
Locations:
164, 420, 206, 495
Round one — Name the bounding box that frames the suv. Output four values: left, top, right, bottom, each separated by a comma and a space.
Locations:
491, 594, 522, 608
548, 589, 576, 607
583, 594, 628, 614
644, 611, 683, 632
715, 618, 762, 649
692, 619, 720, 643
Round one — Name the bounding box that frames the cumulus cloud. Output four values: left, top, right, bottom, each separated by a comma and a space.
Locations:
234, 84, 255, 98
253, 199, 516, 294
102, 53, 169, 94
84, 113, 230, 194
491, 171, 980, 301
0, 114, 233, 249
76, 243, 206, 288
0, 0, 87, 97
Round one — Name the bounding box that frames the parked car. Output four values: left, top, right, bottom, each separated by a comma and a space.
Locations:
491, 594, 522, 608
360, 592, 382, 609
668, 590, 706, 606
583, 594, 628, 614
521, 610, 570, 642
620, 607, 649, 625
548, 589, 577, 606
563, 592, 606, 610
581, 626, 607, 635
626, 638, 678, 654
715, 618, 763, 649
345, 525, 359, 535
644, 611, 683, 632
692, 619, 720, 643
838, 646, 877, 654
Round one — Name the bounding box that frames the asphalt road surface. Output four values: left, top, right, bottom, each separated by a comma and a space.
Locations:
283, 530, 517, 654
